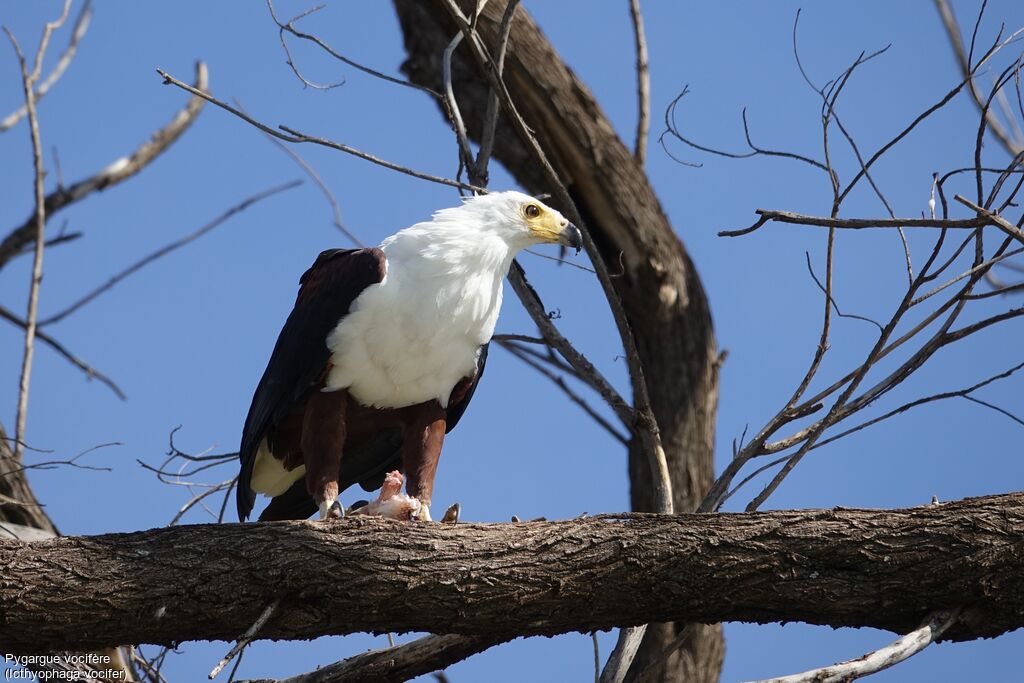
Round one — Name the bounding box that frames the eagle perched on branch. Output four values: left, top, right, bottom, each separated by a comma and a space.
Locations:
236, 191, 581, 522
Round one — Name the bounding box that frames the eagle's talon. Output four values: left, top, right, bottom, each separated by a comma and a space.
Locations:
440, 503, 460, 524
319, 499, 344, 520
413, 503, 433, 522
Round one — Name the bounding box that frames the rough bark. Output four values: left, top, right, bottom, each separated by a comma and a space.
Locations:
1, 429, 131, 682
3, 494, 1022, 655
390, 2, 722, 679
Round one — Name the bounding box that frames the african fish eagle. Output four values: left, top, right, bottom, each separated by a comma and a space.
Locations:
236, 191, 582, 522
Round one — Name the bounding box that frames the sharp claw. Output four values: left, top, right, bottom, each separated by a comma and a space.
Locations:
412, 502, 432, 522
440, 503, 460, 524
320, 499, 345, 520
347, 500, 369, 515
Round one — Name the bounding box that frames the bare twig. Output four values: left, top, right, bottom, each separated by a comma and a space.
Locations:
953, 194, 1024, 245
627, 0, 650, 164
271, 4, 344, 91
721, 209, 988, 238
156, 68, 485, 193
209, 599, 281, 679
2, 441, 119, 479
475, 0, 520, 183
812, 361, 1024, 450
243, 633, 505, 683
0, 61, 210, 271
599, 625, 646, 683
39, 180, 302, 326
659, 89, 830, 175
522, 247, 597, 272
499, 340, 629, 444
744, 609, 960, 683
804, 251, 884, 332
0, 0, 91, 133
443, 30, 476, 175
507, 262, 634, 428
266, 0, 440, 98
5, 4, 71, 459
241, 103, 362, 246
934, 0, 1023, 157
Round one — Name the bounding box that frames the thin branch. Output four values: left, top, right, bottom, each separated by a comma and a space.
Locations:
745, 609, 960, 683
266, 0, 440, 98
272, 5, 344, 91
600, 626, 646, 683
209, 599, 281, 679
0, 61, 210, 271
155, 68, 485, 194
804, 251, 884, 332
2, 441, 119, 479
522, 248, 597, 273
498, 340, 629, 444
249, 634, 506, 683
39, 180, 302, 326
812, 360, 1024, 451
239, 100, 362, 246
474, 0, 519, 183
26, 0, 73, 83
953, 194, 1024, 245
934, 0, 1023, 156
0, 0, 91, 133
6, 17, 55, 460
721, 209, 988, 238
660, 91, 829, 174
443, 30, 476, 175
0, 305, 125, 399
507, 262, 633, 429
627, 0, 650, 165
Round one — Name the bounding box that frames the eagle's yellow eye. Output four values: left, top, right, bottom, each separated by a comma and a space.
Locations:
524, 204, 541, 219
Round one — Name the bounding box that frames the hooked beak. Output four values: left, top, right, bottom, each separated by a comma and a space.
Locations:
560, 222, 583, 254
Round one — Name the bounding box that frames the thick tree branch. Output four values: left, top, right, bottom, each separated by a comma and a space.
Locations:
2, 493, 1023, 655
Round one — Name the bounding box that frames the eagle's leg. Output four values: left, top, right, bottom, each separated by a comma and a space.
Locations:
402, 401, 447, 522
301, 387, 349, 520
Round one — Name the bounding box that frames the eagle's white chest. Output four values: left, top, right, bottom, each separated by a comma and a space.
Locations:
324, 242, 508, 409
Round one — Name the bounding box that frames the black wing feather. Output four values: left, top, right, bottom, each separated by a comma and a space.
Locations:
237, 248, 386, 521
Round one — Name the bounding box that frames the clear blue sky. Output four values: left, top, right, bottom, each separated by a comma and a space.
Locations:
2, 1, 1023, 681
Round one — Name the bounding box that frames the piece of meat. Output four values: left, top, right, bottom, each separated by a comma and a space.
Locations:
350, 470, 422, 520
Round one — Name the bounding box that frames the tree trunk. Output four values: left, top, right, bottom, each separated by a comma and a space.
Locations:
391, 2, 722, 679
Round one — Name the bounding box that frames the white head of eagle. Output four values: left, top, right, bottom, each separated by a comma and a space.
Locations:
238, 191, 581, 523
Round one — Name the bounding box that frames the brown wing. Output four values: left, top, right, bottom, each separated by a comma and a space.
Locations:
256, 344, 489, 521
236, 248, 386, 521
